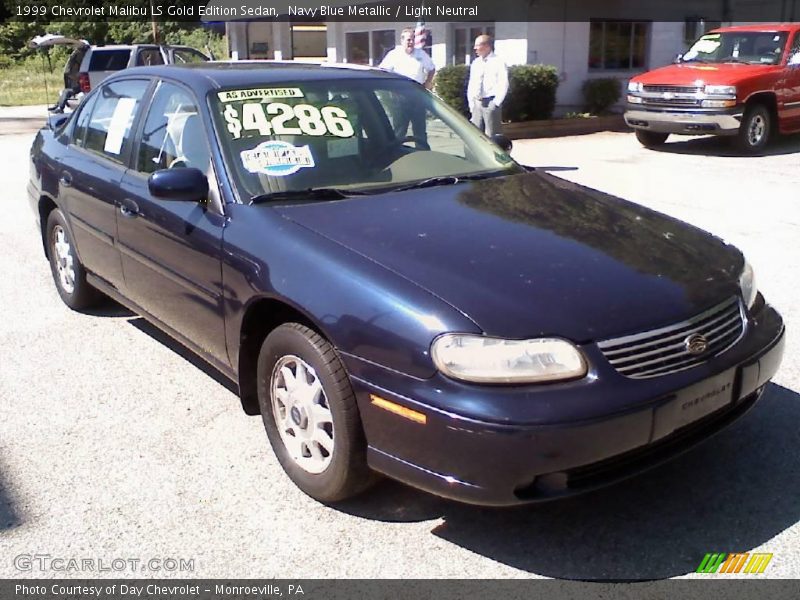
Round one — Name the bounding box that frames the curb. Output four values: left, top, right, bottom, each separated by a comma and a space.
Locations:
502, 115, 628, 140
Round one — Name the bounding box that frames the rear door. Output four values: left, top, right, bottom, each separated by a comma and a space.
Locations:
117, 80, 228, 364
58, 79, 150, 290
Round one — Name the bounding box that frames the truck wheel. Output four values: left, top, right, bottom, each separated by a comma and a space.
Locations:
736, 105, 771, 153
635, 130, 669, 148
256, 323, 375, 503
46, 209, 102, 310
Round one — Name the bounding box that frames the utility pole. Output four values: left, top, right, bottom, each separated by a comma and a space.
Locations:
150, 1, 159, 44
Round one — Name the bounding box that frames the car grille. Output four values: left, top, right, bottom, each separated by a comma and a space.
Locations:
643, 85, 702, 94
597, 296, 746, 379
641, 97, 701, 107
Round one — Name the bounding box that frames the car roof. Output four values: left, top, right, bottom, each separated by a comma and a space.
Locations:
711, 23, 800, 34
89, 45, 152, 51
105, 61, 405, 92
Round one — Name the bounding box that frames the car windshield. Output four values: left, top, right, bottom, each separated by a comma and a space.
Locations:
210, 77, 520, 201
683, 31, 789, 65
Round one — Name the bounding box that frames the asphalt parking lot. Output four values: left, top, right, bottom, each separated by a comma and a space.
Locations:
1, 122, 799, 580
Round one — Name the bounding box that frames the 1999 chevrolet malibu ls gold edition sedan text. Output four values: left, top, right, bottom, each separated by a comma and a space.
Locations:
28, 63, 785, 505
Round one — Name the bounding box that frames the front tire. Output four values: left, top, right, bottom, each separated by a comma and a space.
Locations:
256, 323, 374, 503
46, 209, 101, 310
736, 104, 771, 153
635, 130, 669, 148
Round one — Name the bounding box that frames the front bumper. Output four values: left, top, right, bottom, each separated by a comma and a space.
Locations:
625, 106, 743, 135
345, 301, 784, 506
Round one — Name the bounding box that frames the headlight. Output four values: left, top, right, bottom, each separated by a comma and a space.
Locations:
739, 261, 757, 309
431, 334, 587, 384
627, 81, 643, 93
627, 95, 644, 104
704, 84, 736, 96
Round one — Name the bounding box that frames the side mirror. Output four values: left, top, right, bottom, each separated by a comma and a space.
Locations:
673, 53, 684, 64
491, 133, 513, 152
47, 113, 69, 130
148, 168, 208, 202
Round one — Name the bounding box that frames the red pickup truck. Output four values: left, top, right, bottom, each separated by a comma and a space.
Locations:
625, 23, 800, 153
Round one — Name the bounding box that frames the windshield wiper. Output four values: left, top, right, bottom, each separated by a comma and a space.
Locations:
391, 173, 499, 193
249, 187, 370, 205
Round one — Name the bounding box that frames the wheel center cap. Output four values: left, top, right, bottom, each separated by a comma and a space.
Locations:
290, 406, 308, 429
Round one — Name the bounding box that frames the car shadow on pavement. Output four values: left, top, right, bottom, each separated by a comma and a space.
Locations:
84, 299, 135, 318
338, 382, 800, 581
653, 133, 800, 157
0, 464, 22, 531
126, 316, 239, 398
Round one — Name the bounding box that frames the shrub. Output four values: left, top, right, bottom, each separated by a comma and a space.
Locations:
582, 78, 622, 115
433, 64, 469, 117
504, 64, 559, 122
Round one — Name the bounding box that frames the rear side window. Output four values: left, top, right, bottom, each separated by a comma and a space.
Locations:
83, 79, 149, 162
72, 91, 99, 146
88, 49, 131, 71
136, 49, 165, 66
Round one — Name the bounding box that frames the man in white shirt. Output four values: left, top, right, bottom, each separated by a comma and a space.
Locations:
379, 28, 436, 148
467, 35, 509, 136
379, 28, 436, 88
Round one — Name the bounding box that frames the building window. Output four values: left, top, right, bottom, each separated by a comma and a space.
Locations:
346, 32, 370, 64
453, 24, 495, 65
346, 30, 397, 65
371, 30, 396, 64
589, 21, 649, 70
292, 23, 327, 60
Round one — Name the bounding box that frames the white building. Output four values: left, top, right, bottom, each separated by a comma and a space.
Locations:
225, 17, 728, 113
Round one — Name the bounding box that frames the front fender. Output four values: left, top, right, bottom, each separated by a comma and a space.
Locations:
222, 205, 481, 379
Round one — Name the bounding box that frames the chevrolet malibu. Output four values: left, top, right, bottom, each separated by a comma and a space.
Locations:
28, 63, 785, 505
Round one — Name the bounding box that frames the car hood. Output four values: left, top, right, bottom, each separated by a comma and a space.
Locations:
275, 172, 744, 342
634, 62, 780, 86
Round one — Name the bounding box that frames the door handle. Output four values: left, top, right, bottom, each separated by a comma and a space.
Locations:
59, 171, 73, 187
118, 198, 139, 217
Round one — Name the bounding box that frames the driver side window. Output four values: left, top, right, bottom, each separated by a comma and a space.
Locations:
137, 81, 210, 174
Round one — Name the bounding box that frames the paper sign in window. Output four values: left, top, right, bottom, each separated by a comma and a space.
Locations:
104, 97, 137, 155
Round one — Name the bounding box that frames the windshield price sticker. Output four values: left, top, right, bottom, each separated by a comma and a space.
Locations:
240, 140, 315, 177
224, 102, 355, 139
217, 88, 304, 102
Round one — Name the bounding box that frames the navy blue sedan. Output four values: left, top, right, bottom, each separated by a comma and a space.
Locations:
28, 63, 785, 505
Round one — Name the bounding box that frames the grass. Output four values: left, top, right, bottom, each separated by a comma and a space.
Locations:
0, 61, 63, 106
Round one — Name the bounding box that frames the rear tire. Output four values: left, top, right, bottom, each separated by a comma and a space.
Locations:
256, 323, 375, 503
736, 104, 771, 154
46, 209, 102, 310
635, 130, 669, 148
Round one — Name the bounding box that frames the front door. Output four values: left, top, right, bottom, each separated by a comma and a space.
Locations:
116, 80, 228, 365
779, 31, 800, 130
